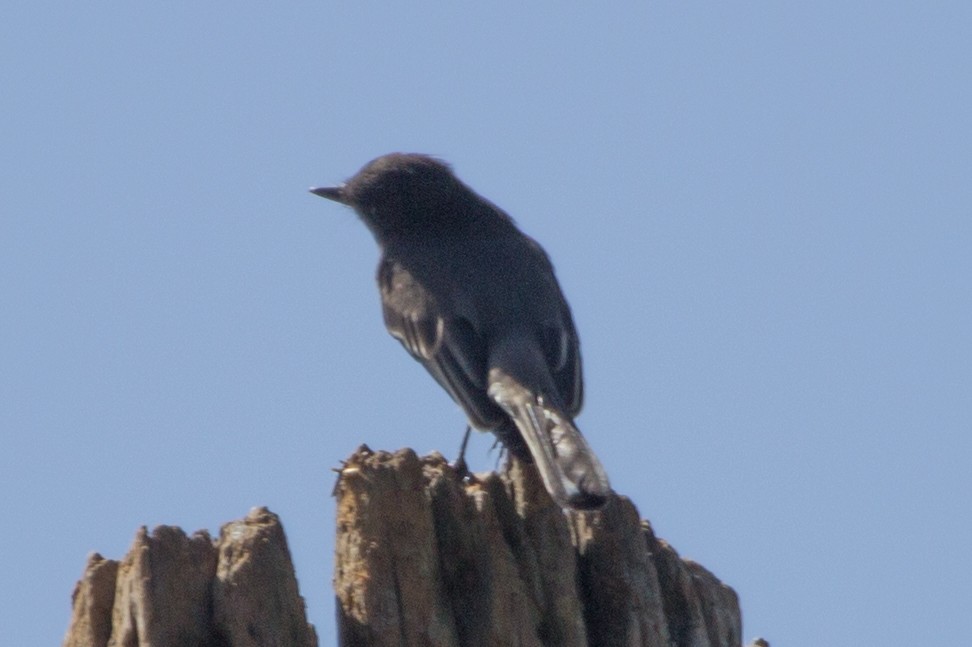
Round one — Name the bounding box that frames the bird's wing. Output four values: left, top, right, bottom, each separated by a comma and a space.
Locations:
377, 258, 500, 429
525, 241, 584, 417
543, 300, 583, 416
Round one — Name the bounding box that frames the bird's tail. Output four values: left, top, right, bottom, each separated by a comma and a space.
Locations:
488, 377, 611, 509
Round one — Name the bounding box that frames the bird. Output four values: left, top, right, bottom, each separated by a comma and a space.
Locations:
311, 153, 611, 509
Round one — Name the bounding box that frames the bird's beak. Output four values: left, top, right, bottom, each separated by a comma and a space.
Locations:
309, 185, 348, 204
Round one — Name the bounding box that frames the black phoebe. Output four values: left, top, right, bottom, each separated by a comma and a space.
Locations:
311, 153, 611, 509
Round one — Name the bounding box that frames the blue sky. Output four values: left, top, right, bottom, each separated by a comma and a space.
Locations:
2, 3, 969, 645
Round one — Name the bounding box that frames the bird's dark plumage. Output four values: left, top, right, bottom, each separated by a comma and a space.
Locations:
311, 153, 610, 509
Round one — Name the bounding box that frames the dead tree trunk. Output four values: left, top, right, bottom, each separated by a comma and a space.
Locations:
334, 446, 744, 647
62, 507, 318, 647
63, 445, 758, 646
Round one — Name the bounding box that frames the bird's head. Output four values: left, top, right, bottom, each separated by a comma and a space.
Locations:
311, 153, 465, 240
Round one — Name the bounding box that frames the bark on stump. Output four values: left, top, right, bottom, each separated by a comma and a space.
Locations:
334, 445, 745, 647
64, 446, 761, 646
63, 507, 317, 647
